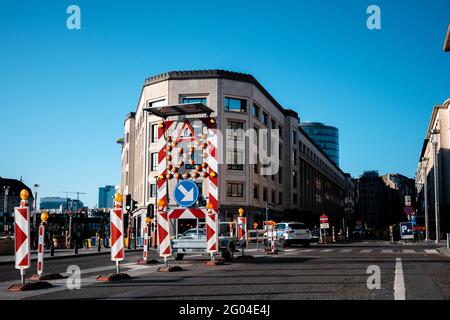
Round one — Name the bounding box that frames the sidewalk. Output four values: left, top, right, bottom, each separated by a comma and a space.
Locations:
0, 247, 145, 265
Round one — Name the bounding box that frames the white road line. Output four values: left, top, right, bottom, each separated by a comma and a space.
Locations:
321, 249, 333, 252
394, 258, 406, 300
300, 249, 315, 252
402, 249, 415, 254
382, 249, 394, 253
340, 249, 353, 253
424, 249, 439, 254
285, 249, 297, 252
360, 249, 373, 253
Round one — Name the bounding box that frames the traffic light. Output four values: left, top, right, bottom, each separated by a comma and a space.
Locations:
125, 194, 132, 211
147, 204, 154, 219
131, 199, 138, 212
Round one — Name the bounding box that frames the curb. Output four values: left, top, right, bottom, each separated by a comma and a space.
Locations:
437, 248, 450, 258
0, 248, 145, 266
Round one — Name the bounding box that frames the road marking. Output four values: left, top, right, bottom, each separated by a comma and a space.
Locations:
394, 258, 406, 300
424, 249, 439, 254
402, 249, 415, 254
360, 249, 373, 253
285, 249, 297, 252
300, 249, 315, 252
382, 249, 394, 253
340, 249, 353, 253
322, 249, 333, 252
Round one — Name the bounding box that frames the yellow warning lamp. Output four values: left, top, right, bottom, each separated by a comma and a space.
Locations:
195, 165, 202, 172
189, 159, 195, 166
158, 174, 166, 181
157, 199, 166, 209
174, 172, 182, 180
192, 172, 200, 179
172, 141, 178, 147
209, 171, 217, 178
201, 162, 208, 169
183, 172, 191, 179
202, 133, 208, 139
189, 146, 195, 154
20, 189, 30, 200
178, 147, 184, 155
158, 122, 165, 129
209, 118, 216, 124
145, 217, 151, 225
172, 166, 178, 173
238, 208, 244, 217
253, 222, 258, 229
201, 143, 207, 150
166, 135, 172, 142
115, 193, 123, 203
166, 145, 173, 152
177, 160, 184, 167
206, 202, 214, 210
166, 154, 172, 161
40, 211, 49, 222
166, 173, 173, 180
167, 163, 173, 171
201, 172, 209, 178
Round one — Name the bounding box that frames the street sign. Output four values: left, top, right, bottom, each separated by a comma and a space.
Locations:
320, 214, 328, 223
174, 180, 199, 208
320, 223, 329, 229
400, 222, 414, 239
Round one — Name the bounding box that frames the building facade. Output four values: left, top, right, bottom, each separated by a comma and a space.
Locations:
40, 197, 84, 212
415, 99, 450, 238
300, 122, 339, 166
98, 185, 116, 209
0, 177, 34, 233
121, 70, 347, 228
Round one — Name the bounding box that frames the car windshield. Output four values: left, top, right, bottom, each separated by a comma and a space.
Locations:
289, 224, 308, 230
183, 229, 205, 236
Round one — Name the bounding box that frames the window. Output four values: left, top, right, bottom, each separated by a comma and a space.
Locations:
278, 192, 283, 204
271, 190, 276, 204
254, 164, 258, 174
126, 132, 129, 143
252, 103, 260, 118
227, 183, 244, 197
227, 121, 244, 141
151, 124, 158, 143
262, 112, 268, 126
227, 121, 244, 170
279, 167, 282, 183
271, 119, 276, 129
225, 97, 247, 112
149, 99, 165, 108
150, 184, 156, 198
253, 185, 259, 200
293, 170, 297, 188
151, 152, 158, 171
292, 149, 297, 165
227, 150, 244, 170
126, 171, 129, 186
263, 187, 268, 202
292, 130, 297, 145
182, 97, 207, 105
293, 194, 298, 205
126, 149, 129, 164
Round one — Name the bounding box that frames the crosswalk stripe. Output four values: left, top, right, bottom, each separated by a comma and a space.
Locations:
340, 249, 353, 253
402, 249, 415, 254
382, 249, 394, 253
285, 249, 297, 252
300, 249, 315, 252
424, 249, 439, 254
322, 249, 333, 252
360, 249, 373, 253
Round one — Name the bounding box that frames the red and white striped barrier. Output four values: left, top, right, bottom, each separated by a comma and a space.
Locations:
142, 226, 148, 261
157, 120, 175, 207
110, 202, 124, 263
207, 121, 218, 211
206, 210, 218, 253
157, 209, 171, 258
237, 216, 247, 248
37, 224, 45, 275
14, 200, 30, 271
169, 208, 207, 219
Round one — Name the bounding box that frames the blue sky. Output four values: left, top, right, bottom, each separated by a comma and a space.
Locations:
1, 0, 449, 207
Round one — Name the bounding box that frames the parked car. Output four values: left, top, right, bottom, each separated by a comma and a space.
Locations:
310, 228, 320, 242
264, 222, 312, 247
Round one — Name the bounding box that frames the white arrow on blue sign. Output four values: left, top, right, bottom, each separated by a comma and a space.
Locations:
174, 180, 199, 208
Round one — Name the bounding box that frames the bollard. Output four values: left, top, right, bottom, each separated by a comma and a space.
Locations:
447, 233, 450, 250
74, 241, 78, 254
332, 226, 336, 243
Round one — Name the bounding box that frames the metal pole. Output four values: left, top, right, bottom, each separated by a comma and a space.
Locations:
116, 260, 120, 274
20, 269, 25, 285
332, 226, 336, 243
447, 233, 449, 250
432, 137, 440, 242
3, 186, 9, 234
422, 159, 430, 241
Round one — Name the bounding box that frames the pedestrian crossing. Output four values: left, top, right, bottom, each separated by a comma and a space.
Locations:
245, 247, 442, 255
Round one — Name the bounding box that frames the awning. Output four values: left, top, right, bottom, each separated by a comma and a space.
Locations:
143, 102, 214, 119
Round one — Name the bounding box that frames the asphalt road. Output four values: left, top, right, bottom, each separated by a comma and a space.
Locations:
1, 241, 449, 300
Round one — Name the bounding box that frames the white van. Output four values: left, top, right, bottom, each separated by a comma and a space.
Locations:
264, 222, 312, 247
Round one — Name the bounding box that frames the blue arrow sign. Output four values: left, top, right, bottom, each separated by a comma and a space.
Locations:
173, 180, 199, 208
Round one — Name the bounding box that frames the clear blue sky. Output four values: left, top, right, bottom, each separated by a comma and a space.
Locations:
1, 0, 449, 207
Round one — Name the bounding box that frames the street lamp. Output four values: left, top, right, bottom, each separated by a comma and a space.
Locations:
430, 129, 440, 242
420, 157, 429, 241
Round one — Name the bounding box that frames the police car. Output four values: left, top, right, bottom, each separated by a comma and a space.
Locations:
264, 222, 312, 247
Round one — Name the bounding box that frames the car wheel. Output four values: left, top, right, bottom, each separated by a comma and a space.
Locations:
175, 253, 184, 261
279, 238, 287, 248
222, 243, 235, 261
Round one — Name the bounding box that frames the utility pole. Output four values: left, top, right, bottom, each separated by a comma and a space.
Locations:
3, 186, 10, 235
421, 158, 429, 241
431, 130, 440, 242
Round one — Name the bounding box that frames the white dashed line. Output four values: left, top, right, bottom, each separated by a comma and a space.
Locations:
394, 258, 406, 300
322, 249, 333, 252
382, 249, 394, 253
402, 249, 415, 254
340, 249, 353, 253
360, 249, 373, 253
424, 249, 439, 254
